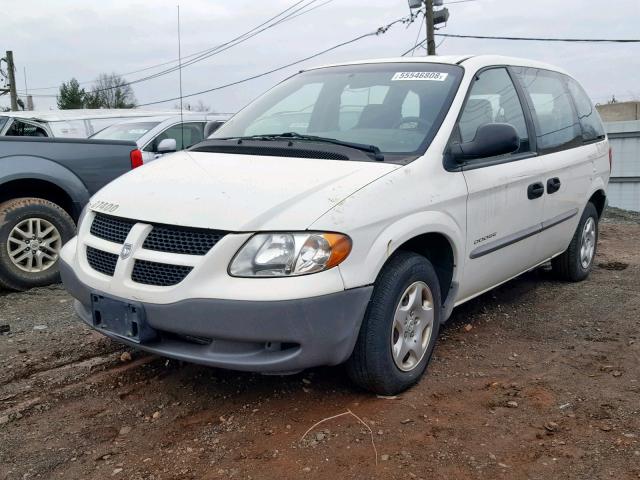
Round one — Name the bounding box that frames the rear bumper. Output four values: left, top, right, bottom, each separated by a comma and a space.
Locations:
60, 257, 372, 373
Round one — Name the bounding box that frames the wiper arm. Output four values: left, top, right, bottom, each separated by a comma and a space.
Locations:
214, 132, 385, 161
274, 132, 384, 161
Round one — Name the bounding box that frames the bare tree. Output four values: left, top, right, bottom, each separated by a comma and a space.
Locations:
85, 73, 137, 108
192, 99, 210, 112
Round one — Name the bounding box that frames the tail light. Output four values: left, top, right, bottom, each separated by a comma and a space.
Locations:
608, 147, 613, 171
130, 149, 144, 169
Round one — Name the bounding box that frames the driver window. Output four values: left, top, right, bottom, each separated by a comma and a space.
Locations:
145, 123, 205, 152
458, 68, 529, 153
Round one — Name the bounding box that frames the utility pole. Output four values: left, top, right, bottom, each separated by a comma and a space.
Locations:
425, 0, 436, 55
410, 0, 449, 55
5, 51, 18, 111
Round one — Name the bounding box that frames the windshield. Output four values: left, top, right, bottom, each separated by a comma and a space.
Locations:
91, 121, 160, 141
0, 116, 8, 132
213, 63, 463, 157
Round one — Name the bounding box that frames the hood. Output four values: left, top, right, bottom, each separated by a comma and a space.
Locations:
91, 151, 399, 231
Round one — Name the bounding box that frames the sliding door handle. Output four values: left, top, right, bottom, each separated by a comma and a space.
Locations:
527, 182, 545, 200
547, 177, 561, 194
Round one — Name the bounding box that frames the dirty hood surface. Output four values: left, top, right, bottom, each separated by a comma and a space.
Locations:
91, 151, 399, 231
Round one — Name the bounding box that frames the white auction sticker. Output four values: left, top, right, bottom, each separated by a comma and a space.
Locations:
391, 71, 448, 81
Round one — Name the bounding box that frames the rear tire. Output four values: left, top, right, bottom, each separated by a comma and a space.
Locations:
551, 202, 599, 282
346, 251, 441, 395
0, 198, 76, 291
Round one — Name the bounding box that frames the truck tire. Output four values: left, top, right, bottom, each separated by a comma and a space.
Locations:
551, 202, 599, 282
0, 198, 76, 291
346, 251, 441, 395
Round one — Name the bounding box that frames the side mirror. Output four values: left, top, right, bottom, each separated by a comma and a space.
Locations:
156, 138, 177, 153
450, 123, 520, 163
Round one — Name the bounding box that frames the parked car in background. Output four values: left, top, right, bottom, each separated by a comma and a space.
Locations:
0, 136, 142, 290
0, 109, 182, 139
59, 55, 609, 394
90, 113, 229, 162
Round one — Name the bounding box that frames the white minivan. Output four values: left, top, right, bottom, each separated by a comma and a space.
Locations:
59, 55, 610, 394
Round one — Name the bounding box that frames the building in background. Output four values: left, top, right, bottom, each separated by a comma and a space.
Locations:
596, 102, 640, 212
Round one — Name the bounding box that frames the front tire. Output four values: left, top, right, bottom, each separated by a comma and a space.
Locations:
551, 202, 599, 282
347, 251, 441, 395
0, 198, 76, 291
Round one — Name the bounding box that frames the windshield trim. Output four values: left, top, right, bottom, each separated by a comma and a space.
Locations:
213, 62, 465, 164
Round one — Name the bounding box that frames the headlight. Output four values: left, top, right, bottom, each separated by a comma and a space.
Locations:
229, 232, 352, 277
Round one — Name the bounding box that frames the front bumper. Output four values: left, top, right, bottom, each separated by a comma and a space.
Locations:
60, 258, 372, 373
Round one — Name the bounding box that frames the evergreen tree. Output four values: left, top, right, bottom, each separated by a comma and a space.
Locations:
57, 78, 86, 109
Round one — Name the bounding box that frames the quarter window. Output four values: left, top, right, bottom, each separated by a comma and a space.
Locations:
458, 68, 529, 153
566, 78, 605, 141
513, 68, 582, 152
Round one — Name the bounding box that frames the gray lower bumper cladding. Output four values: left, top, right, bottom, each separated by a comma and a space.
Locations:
59, 259, 373, 373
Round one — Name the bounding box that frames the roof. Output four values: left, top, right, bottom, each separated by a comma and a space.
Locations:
106, 113, 229, 124
308, 54, 569, 75
0, 109, 217, 122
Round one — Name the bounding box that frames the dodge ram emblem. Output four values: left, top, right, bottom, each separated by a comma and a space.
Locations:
120, 243, 133, 259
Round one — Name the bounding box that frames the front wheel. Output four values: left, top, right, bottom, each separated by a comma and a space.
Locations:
346, 251, 441, 395
551, 202, 599, 282
0, 198, 76, 291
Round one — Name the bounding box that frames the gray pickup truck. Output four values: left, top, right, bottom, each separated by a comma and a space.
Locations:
0, 136, 139, 290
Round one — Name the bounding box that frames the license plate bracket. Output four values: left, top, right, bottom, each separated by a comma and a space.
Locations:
90, 294, 156, 343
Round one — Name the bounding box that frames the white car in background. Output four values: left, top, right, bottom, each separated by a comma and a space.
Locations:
90, 113, 229, 162
0, 109, 181, 138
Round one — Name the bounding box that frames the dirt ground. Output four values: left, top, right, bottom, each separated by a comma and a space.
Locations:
1, 209, 639, 480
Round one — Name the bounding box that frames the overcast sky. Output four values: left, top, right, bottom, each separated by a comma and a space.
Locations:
1, 0, 639, 113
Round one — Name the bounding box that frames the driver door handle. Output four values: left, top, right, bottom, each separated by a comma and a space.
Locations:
527, 182, 545, 200
547, 177, 561, 194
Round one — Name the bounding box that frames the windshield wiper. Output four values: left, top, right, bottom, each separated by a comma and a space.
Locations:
216, 132, 385, 161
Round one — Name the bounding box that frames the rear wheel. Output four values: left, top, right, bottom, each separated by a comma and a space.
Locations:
347, 251, 441, 395
551, 202, 599, 282
0, 198, 75, 291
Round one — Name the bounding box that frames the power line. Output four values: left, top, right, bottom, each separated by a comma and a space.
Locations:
410, 10, 425, 56
19, 0, 328, 93
434, 33, 640, 42
137, 11, 421, 107
108, 0, 323, 91
402, 35, 427, 56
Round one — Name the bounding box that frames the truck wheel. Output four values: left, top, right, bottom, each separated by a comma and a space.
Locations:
551, 202, 599, 282
347, 251, 441, 395
0, 198, 76, 291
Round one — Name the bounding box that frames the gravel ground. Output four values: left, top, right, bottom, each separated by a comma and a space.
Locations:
0, 209, 639, 480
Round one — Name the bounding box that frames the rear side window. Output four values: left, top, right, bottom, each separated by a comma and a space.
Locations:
513, 67, 581, 152
566, 78, 605, 141
458, 68, 530, 152
5, 119, 48, 137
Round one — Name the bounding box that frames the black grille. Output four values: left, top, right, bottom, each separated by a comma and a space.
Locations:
131, 260, 192, 286
90, 214, 134, 244
86, 246, 118, 276
143, 225, 226, 255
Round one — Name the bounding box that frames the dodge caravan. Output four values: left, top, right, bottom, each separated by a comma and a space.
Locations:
59, 55, 610, 394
